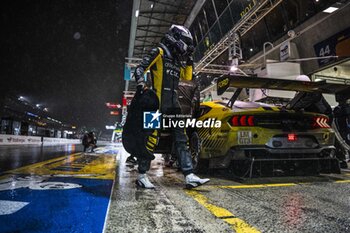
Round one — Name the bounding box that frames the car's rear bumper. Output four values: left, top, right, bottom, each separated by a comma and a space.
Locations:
235, 145, 335, 156
207, 146, 340, 174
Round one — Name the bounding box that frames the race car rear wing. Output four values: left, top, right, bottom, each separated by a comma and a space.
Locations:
217, 75, 350, 103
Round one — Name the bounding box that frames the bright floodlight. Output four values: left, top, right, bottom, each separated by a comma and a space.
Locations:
323, 7, 338, 13
36, 104, 40, 108
230, 66, 238, 72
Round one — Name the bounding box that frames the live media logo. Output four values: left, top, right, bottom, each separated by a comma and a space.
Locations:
143, 110, 162, 129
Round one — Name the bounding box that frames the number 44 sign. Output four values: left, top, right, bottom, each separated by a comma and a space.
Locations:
314, 27, 350, 66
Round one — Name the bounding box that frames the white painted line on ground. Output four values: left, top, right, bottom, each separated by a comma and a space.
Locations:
0, 200, 29, 215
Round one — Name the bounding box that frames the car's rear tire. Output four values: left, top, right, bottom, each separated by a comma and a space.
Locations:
230, 159, 252, 178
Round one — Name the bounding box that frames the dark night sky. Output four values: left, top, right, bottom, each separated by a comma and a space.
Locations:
1, 0, 132, 131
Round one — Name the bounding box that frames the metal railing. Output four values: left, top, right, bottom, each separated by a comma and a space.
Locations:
194, 0, 283, 74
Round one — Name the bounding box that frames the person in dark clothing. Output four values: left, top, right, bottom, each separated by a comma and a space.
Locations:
174, 77, 201, 168
334, 101, 350, 145
82, 132, 97, 153
177, 77, 200, 117
290, 92, 333, 121
288, 75, 348, 167
333, 101, 350, 168
126, 154, 137, 165
133, 25, 209, 189
88, 132, 97, 152
287, 75, 333, 122
82, 133, 89, 152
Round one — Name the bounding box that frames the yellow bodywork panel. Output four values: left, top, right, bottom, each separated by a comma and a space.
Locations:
197, 101, 334, 159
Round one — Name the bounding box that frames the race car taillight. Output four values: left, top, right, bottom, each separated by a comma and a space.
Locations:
312, 116, 330, 128
230, 115, 254, 126
288, 133, 297, 141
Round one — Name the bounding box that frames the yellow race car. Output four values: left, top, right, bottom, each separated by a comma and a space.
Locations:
192, 76, 350, 177
196, 100, 336, 177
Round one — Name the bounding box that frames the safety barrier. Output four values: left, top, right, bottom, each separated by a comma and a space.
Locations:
42, 137, 80, 145
0, 134, 81, 146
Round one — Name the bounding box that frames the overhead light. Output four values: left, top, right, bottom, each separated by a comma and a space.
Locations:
250, 48, 253, 52
230, 66, 238, 72
135, 10, 139, 17
323, 7, 338, 13
230, 58, 239, 72
36, 104, 40, 108
150, 4, 154, 8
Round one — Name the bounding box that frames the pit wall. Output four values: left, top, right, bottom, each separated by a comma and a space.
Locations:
0, 134, 81, 146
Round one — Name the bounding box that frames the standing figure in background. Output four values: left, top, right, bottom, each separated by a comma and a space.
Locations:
288, 75, 349, 167
82, 131, 97, 153
288, 75, 333, 121
82, 132, 89, 152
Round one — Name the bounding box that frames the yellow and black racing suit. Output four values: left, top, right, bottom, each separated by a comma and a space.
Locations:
134, 43, 194, 175
178, 78, 200, 117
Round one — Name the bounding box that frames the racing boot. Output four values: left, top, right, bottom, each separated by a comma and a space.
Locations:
126, 155, 137, 165
185, 173, 210, 189
136, 174, 155, 189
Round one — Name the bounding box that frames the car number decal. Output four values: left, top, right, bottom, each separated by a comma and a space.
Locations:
238, 131, 252, 145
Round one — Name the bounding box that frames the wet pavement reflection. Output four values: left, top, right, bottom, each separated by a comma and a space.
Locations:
0, 144, 119, 233
105, 146, 350, 233
1, 143, 350, 232
0, 144, 81, 173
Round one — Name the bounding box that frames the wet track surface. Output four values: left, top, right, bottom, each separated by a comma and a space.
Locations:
0, 144, 350, 232
0, 144, 82, 173
106, 148, 350, 233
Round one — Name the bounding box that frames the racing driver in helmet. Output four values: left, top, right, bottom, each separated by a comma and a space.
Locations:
134, 25, 210, 189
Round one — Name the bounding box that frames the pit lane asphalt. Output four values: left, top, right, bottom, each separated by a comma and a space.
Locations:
105, 147, 350, 233
1, 144, 349, 232
0, 144, 84, 173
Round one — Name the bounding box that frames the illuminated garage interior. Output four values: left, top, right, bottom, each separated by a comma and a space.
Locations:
125, 0, 350, 98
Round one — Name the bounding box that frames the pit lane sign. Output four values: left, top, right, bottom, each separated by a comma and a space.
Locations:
280, 41, 290, 61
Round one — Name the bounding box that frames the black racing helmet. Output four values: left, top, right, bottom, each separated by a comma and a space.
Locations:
168, 24, 194, 56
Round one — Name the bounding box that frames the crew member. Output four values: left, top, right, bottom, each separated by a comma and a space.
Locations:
285, 75, 346, 169
178, 75, 200, 117
288, 75, 333, 122
134, 25, 210, 189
